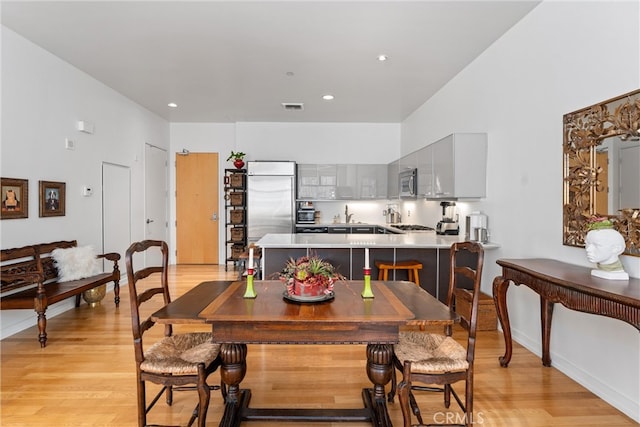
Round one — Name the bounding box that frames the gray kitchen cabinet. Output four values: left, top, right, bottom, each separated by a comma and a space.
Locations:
298, 163, 387, 200
295, 226, 329, 233
416, 144, 433, 197
387, 159, 400, 199
356, 164, 387, 199
351, 225, 376, 234
328, 225, 351, 234
399, 151, 417, 173
425, 133, 487, 200
297, 164, 337, 200
336, 164, 357, 199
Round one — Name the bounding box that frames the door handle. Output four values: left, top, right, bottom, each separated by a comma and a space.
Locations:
146, 219, 154, 224
212, 212, 218, 221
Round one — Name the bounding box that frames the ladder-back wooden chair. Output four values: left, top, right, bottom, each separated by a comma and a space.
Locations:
390, 241, 484, 427
126, 240, 222, 427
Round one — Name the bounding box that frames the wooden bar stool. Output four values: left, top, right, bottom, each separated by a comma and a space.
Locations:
375, 260, 423, 286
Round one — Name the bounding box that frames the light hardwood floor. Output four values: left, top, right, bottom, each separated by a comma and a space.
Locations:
1, 265, 635, 426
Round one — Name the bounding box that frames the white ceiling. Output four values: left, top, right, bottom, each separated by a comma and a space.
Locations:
1, 1, 539, 123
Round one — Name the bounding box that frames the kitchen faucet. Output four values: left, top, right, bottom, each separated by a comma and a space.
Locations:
345, 205, 353, 224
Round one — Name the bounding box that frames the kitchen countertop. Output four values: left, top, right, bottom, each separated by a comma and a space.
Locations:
256, 232, 499, 249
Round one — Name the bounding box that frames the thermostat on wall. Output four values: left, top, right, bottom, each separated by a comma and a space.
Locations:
77, 120, 94, 134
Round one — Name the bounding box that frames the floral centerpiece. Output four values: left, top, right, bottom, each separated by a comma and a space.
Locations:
279, 254, 345, 298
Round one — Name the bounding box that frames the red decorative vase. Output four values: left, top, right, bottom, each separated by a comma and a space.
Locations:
294, 280, 325, 297
233, 159, 245, 169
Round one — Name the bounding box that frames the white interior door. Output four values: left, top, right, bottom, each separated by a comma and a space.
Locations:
102, 162, 131, 269
145, 144, 168, 266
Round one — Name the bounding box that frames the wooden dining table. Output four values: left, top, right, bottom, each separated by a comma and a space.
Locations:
151, 279, 456, 427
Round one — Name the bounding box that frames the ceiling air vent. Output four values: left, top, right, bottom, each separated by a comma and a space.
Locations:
282, 102, 304, 111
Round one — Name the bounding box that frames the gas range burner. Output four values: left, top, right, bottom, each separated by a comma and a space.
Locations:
391, 224, 435, 231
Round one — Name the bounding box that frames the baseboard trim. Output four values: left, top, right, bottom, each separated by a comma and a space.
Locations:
509, 327, 639, 423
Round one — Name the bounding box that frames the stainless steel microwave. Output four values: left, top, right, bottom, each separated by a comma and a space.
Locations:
296, 208, 316, 224
399, 168, 417, 199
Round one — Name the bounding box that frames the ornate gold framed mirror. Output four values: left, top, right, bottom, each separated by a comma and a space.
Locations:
563, 89, 640, 256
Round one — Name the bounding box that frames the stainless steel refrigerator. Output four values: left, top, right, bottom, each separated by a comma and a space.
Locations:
247, 161, 296, 242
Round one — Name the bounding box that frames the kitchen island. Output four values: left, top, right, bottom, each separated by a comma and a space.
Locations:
256, 232, 498, 302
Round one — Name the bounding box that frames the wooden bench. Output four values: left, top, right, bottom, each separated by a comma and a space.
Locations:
1, 240, 120, 347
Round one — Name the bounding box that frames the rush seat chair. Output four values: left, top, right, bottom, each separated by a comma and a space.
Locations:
126, 240, 222, 427
389, 241, 484, 427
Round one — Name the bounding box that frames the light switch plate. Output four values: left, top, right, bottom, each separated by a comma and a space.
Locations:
65, 138, 75, 150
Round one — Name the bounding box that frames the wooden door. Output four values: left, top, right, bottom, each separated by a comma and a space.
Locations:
176, 152, 219, 264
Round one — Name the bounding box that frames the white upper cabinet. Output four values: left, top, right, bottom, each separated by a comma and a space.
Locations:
421, 133, 487, 200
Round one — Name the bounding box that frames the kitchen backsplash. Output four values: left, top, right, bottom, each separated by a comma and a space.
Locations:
310, 199, 483, 232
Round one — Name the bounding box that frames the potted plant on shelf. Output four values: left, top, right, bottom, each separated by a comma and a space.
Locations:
227, 151, 246, 169
278, 254, 345, 298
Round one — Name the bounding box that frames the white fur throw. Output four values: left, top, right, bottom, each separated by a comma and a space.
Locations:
51, 246, 102, 282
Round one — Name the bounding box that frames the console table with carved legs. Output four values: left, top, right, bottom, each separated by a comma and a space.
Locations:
492, 258, 640, 367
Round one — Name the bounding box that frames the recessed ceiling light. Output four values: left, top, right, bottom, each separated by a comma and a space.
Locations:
168, 102, 178, 108
322, 95, 334, 101
377, 54, 388, 62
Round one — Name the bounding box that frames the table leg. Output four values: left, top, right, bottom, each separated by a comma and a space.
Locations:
219, 343, 249, 427
365, 343, 393, 427
540, 297, 554, 367
493, 275, 513, 367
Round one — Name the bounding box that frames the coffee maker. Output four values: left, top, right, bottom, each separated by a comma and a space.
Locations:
384, 204, 401, 224
465, 211, 488, 243
436, 201, 459, 235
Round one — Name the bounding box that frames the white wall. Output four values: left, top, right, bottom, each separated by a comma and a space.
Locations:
0, 27, 169, 338
169, 121, 400, 264
3, 2, 639, 420
400, 1, 640, 421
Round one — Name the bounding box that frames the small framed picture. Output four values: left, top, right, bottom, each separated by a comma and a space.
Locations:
1, 177, 29, 219
39, 181, 66, 217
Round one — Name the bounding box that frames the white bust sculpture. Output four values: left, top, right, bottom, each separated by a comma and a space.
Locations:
585, 228, 629, 280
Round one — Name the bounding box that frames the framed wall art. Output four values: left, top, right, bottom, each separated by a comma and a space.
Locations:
39, 180, 66, 217
1, 177, 29, 219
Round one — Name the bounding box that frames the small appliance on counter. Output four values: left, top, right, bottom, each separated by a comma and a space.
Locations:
296, 201, 316, 224
436, 201, 459, 235
466, 211, 488, 243
384, 204, 401, 224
